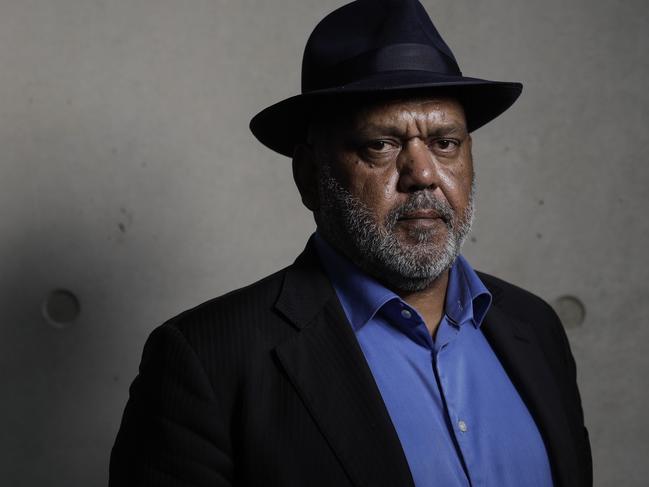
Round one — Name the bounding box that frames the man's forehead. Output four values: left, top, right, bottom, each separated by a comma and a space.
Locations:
352, 96, 465, 126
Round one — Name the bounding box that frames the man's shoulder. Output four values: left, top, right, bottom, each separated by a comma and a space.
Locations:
148, 264, 298, 361
171, 265, 290, 330
142, 241, 328, 371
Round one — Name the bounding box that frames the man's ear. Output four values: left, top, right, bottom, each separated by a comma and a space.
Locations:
292, 143, 320, 211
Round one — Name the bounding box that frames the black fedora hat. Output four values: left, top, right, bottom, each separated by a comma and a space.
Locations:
250, 0, 522, 157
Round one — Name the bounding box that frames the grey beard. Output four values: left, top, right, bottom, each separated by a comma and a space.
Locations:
316, 166, 475, 292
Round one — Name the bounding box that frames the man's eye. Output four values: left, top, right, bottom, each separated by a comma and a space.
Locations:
364, 140, 393, 152
433, 139, 459, 151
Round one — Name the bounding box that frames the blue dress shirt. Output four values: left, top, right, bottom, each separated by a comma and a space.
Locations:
314, 233, 553, 487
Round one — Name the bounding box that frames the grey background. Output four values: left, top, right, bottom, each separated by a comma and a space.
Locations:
1, 0, 647, 485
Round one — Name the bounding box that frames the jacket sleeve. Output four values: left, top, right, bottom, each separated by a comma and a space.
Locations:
552, 312, 593, 487
109, 323, 234, 487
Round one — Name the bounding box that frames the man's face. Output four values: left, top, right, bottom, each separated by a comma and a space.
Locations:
311, 96, 475, 292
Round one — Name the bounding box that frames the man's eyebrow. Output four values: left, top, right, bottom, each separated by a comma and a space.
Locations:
425, 125, 467, 137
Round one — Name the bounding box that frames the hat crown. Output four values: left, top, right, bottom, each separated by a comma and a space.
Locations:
301, 0, 461, 92
249, 0, 522, 157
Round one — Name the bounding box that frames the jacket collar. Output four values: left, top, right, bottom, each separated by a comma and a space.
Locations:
273, 238, 415, 486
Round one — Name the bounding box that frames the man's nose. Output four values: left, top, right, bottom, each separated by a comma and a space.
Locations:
396, 140, 440, 192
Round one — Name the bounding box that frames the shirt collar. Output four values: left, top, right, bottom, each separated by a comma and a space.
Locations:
445, 254, 492, 328
313, 232, 492, 331
313, 232, 398, 331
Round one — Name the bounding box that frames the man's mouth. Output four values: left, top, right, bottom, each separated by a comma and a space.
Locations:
397, 210, 447, 222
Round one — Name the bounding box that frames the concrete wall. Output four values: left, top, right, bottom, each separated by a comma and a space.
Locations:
1, 0, 647, 485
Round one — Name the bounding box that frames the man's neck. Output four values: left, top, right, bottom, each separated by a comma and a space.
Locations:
396, 270, 449, 339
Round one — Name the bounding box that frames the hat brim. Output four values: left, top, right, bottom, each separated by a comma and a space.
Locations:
250, 71, 522, 157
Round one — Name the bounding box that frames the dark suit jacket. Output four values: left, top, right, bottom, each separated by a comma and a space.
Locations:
110, 241, 592, 487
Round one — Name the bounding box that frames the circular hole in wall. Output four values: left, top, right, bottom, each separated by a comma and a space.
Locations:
552, 295, 585, 329
42, 289, 80, 328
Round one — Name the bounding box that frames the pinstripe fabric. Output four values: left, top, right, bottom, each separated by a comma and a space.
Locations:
109, 240, 592, 487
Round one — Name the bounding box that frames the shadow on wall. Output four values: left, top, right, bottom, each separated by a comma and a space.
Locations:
0, 122, 209, 485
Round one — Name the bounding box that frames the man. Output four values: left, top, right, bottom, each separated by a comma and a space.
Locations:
110, 0, 592, 486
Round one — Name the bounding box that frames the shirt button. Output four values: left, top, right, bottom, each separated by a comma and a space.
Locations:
400, 309, 412, 319
458, 420, 468, 432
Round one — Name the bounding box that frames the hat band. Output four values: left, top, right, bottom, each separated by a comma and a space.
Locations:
304, 43, 462, 92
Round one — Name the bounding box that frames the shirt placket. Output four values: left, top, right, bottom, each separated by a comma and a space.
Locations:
434, 315, 479, 487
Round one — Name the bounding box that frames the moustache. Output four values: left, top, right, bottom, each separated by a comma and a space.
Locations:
386, 191, 455, 227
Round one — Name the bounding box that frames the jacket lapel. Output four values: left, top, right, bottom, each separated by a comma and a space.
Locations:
481, 298, 580, 487
273, 243, 414, 487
